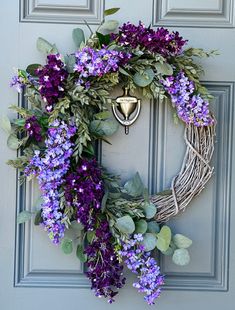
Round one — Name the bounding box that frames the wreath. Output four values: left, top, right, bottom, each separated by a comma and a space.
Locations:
2, 7, 216, 305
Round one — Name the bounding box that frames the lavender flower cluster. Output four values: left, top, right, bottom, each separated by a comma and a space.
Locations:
10, 71, 36, 93
85, 220, 126, 303
25, 116, 43, 142
161, 71, 214, 126
64, 159, 104, 231
74, 47, 131, 82
24, 119, 76, 244
36, 54, 68, 112
111, 22, 187, 57
119, 234, 164, 305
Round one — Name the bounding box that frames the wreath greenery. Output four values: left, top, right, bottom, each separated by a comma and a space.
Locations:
2, 7, 216, 305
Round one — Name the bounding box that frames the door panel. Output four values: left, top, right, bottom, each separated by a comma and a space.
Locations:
1, 0, 235, 309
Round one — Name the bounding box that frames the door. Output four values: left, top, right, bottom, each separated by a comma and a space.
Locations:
0, 0, 234, 309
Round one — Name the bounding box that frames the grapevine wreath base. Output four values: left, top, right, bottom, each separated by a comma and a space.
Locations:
2, 7, 217, 306
153, 124, 215, 222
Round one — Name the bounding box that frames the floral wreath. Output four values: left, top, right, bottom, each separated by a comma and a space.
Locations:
2, 8, 216, 306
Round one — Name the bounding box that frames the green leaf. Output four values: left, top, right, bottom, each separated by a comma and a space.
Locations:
143, 188, 150, 203
101, 190, 109, 211
70, 221, 84, 232
155, 63, 173, 76
119, 67, 130, 76
61, 238, 73, 255
96, 32, 111, 46
172, 248, 190, 266
133, 68, 154, 87
156, 225, 171, 252
147, 221, 160, 233
104, 7, 120, 16
143, 202, 157, 219
34, 210, 43, 226
0, 115, 11, 134
7, 134, 21, 150
86, 231, 95, 243
135, 219, 148, 234
37, 37, 58, 55
12, 118, 26, 127
115, 215, 135, 234
64, 55, 76, 73
173, 234, 192, 249
89, 119, 119, 137
101, 20, 119, 31
94, 111, 111, 120
72, 28, 85, 48
26, 64, 41, 76
161, 246, 174, 256
123, 172, 144, 197
141, 233, 157, 251
76, 244, 87, 263
83, 143, 95, 156
17, 211, 32, 224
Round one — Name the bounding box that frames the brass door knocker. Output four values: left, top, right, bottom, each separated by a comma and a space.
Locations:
112, 87, 141, 134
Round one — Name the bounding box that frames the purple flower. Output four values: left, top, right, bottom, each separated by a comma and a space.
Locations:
111, 22, 187, 57
161, 71, 214, 126
10, 71, 37, 93
64, 158, 104, 231
85, 220, 126, 303
36, 54, 68, 112
25, 116, 43, 142
119, 234, 164, 305
74, 47, 131, 80
24, 119, 76, 244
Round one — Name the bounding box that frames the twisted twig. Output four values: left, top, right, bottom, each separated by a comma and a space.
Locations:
152, 124, 216, 222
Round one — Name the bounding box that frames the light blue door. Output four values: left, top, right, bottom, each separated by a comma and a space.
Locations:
0, 0, 235, 309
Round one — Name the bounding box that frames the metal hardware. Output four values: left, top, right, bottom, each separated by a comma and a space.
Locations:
112, 87, 141, 134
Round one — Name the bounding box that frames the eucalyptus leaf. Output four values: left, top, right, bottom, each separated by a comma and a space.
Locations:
116, 215, 135, 234
7, 134, 21, 150
173, 234, 192, 249
133, 68, 154, 87
123, 172, 144, 197
37, 37, 58, 55
64, 55, 76, 73
172, 248, 190, 266
143, 202, 157, 219
104, 7, 120, 16
89, 119, 119, 137
156, 225, 171, 252
155, 63, 173, 76
101, 20, 119, 31
72, 28, 85, 48
143, 188, 149, 203
135, 219, 148, 234
76, 244, 87, 263
61, 238, 73, 255
161, 246, 174, 256
147, 221, 160, 233
0, 115, 11, 134
142, 233, 157, 251
17, 210, 32, 224
70, 221, 84, 232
